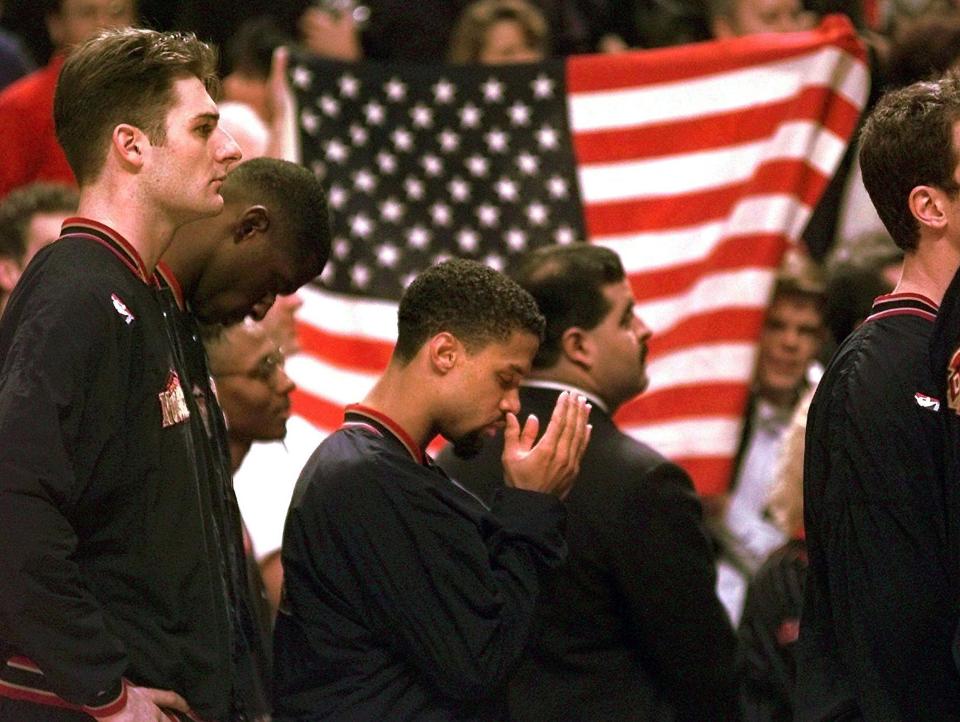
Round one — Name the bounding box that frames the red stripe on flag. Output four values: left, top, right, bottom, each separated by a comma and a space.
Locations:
673, 457, 736, 496
647, 309, 767, 359
618, 382, 751, 425
566, 15, 866, 93
291, 388, 345, 431
296, 321, 394, 373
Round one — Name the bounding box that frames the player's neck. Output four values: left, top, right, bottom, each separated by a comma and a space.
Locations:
229, 437, 251, 475
76, 190, 181, 274
361, 367, 434, 449
894, 240, 960, 307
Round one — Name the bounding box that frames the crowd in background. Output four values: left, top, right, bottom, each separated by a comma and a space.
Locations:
2, 0, 960, 719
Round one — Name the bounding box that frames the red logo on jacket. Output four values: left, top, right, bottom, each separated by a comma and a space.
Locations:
948, 348, 960, 416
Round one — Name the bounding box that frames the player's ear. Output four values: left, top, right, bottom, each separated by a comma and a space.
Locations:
909, 184, 949, 233
113, 124, 146, 169
560, 327, 593, 370
0, 257, 22, 295
235, 205, 270, 242
428, 331, 460, 374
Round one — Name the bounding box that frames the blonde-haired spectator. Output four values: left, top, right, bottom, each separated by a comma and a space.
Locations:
448, 0, 548, 64
736, 384, 815, 721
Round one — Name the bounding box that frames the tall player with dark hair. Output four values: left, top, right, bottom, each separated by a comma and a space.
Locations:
0, 28, 259, 722
797, 73, 960, 720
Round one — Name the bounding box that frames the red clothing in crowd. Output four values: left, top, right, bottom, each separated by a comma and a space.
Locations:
0, 54, 76, 199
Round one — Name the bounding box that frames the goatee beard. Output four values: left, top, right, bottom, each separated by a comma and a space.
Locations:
452, 430, 485, 459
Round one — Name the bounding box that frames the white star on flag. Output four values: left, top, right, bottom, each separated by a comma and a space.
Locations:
448, 177, 471, 202
291, 65, 312, 89
300, 109, 319, 135
484, 128, 509, 153
459, 103, 482, 128
352, 169, 377, 193
376, 151, 397, 174
476, 204, 500, 227
376, 243, 400, 268
482, 77, 505, 103
410, 104, 434, 129
349, 124, 368, 146
324, 139, 348, 163
338, 73, 360, 98
379, 198, 405, 223
350, 263, 371, 289
349, 213, 374, 238
433, 78, 456, 104
328, 184, 347, 209
421, 154, 444, 177
531, 73, 554, 99
554, 225, 576, 244
319, 94, 340, 117
430, 202, 453, 226
505, 228, 528, 251
438, 129, 460, 153
547, 175, 569, 198
526, 202, 549, 226
484, 254, 505, 272
517, 152, 539, 175
406, 225, 431, 249
536, 124, 560, 150
332, 236, 350, 259
457, 228, 479, 252
465, 155, 490, 178
508, 101, 531, 127
495, 177, 519, 202
363, 100, 385, 125
391, 127, 414, 151
404, 177, 425, 200
385, 77, 407, 102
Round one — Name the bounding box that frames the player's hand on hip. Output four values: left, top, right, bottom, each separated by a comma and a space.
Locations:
502, 390, 591, 498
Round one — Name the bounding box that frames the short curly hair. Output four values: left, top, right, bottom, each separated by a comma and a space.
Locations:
395, 259, 544, 362
222, 157, 331, 271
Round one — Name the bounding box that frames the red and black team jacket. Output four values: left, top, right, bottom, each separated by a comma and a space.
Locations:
797, 292, 960, 721
0, 219, 261, 721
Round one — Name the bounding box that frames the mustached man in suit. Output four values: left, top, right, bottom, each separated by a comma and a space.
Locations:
439, 243, 740, 721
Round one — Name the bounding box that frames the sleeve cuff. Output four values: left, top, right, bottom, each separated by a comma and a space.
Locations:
82, 678, 127, 719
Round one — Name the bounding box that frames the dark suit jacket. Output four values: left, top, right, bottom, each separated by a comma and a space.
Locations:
437, 385, 740, 721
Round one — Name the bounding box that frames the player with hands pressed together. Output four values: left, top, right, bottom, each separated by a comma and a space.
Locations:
274, 259, 590, 722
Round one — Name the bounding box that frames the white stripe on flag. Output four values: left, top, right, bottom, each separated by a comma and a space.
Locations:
625, 418, 744, 459
287, 354, 379, 405
299, 284, 398, 342
644, 343, 759, 393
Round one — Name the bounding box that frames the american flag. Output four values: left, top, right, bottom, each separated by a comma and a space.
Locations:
286, 16, 868, 495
